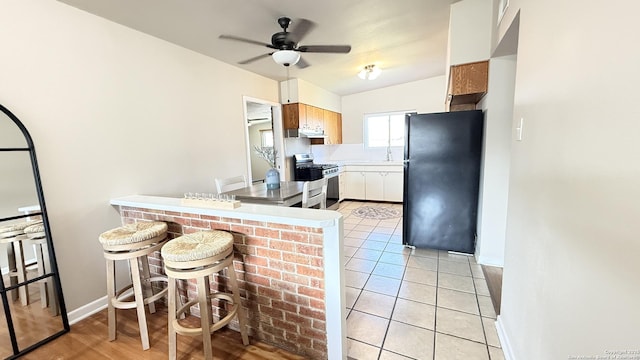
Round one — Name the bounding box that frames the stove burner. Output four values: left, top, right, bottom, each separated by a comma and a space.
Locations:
293, 153, 339, 181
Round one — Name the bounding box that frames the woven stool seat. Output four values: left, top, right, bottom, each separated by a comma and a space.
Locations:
0, 220, 42, 239
163, 231, 248, 359
24, 223, 45, 236
99, 221, 169, 350
0, 220, 41, 306
99, 222, 168, 247
161, 231, 233, 263
0, 220, 42, 233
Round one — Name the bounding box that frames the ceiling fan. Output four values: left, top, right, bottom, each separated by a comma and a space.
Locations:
219, 17, 351, 68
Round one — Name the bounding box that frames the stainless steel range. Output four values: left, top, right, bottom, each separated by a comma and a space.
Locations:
293, 153, 339, 209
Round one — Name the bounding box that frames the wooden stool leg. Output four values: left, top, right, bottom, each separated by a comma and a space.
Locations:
227, 264, 249, 345
14, 241, 29, 306
198, 276, 213, 360
34, 242, 48, 308
6, 243, 18, 302
168, 276, 177, 360
106, 259, 117, 341
130, 258, 150, 350
139, 255, 156, 314
41, 243, 59, 316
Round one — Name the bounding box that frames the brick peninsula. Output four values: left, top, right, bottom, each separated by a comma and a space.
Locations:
109, 195, 346, 360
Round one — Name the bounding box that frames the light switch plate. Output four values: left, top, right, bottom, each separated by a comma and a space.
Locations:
516, 117, 523, 141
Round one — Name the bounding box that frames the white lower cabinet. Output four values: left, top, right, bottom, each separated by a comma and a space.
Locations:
343, 165, 403, 202
364, 172, 384, 201
344, 171, 366, 200
384, 172, 404, 202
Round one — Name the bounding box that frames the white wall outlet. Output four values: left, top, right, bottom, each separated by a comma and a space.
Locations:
516, 117, 524, 141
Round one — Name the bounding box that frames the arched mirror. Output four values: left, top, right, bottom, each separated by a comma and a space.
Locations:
0, 104, 68, 358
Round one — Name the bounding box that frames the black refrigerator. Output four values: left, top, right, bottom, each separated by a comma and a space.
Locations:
402, 110, 484, 254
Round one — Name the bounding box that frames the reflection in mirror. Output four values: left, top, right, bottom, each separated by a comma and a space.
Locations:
246, 101, 275, 183
9, 284, 62, 352
0, 152, 39, 220
0, 104, 68, 359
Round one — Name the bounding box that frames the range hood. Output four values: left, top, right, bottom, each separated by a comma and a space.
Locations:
284, 128, 327, 139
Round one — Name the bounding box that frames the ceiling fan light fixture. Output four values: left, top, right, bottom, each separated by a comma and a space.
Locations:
272, 50, 300, 66
358, 64, 381, 80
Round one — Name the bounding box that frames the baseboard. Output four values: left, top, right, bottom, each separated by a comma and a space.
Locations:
67, 295, 107, 325
495, 315, 515, 360
476, 254, 504, 267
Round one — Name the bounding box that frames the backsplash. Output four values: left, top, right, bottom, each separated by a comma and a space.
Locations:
311, 143, 403, 163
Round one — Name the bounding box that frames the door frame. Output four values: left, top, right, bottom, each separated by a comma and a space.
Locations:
242, 96, 284, 183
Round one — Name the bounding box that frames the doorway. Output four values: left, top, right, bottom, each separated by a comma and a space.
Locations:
242, 97, 284, 184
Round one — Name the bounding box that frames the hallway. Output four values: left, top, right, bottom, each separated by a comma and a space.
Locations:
337, 201, 504, 360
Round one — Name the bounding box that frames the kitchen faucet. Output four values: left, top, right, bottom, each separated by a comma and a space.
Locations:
386, 146, 392, 161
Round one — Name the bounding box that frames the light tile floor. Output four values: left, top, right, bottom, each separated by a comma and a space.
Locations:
337, 200, 505, 360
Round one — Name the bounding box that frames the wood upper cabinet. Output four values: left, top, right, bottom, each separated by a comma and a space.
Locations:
305, 105, 324, 132
321, 109, 343, 145
335, 113, 342, 144
282, 103, 307, 130
447, 60, 489, 110
282, 102, 342, 144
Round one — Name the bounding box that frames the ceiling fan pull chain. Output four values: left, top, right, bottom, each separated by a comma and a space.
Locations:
286, 66, 291, 103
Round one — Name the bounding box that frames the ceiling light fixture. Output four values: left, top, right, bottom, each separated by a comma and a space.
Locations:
358, 64, 381, 80
272, 50, 300, 67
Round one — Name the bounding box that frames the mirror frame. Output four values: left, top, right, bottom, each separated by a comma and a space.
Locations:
0, 104, 69, 358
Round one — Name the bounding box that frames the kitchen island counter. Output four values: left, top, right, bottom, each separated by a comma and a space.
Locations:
222, 181, 306, 207
110, 195, 345, 360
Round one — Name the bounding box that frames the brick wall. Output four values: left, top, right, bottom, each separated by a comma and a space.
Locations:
119, 206, 328, 359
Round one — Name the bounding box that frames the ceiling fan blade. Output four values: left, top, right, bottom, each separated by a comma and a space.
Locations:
297, 45, 351, 53
296, 57, 310, 69
288, 19, 316, 44
219, 34, 275, 49
238, 53, 272, 65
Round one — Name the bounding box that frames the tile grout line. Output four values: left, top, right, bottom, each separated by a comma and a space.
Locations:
469, 258, 493, 359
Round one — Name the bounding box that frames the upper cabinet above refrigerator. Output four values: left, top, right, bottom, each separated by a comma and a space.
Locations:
446, 60, 489, 112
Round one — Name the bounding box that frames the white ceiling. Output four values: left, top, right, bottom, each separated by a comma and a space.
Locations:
57, 0, 458, 96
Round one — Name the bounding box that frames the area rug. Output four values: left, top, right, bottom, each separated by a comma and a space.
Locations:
351, 206, 402, 220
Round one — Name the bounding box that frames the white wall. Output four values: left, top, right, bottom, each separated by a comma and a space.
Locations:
340, 77, 447, 144
279, 78, 341, 112
497, 1, 640, 359
447, 0, 492, 66
0, 1, 278, 311
475, 55, 516, 267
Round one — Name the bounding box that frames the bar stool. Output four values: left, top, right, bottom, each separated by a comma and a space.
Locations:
98, 221, 169, 350
0, 220, 42, 306
161, 230, 249, 360
23, 223, 59, 316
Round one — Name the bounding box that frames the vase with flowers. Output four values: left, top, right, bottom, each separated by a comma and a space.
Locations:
254, 146, 280, 189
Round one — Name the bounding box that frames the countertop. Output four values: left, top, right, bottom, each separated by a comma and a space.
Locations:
337, 160, 404, 166
110, 194, 341, 228
224, 181, 305, 202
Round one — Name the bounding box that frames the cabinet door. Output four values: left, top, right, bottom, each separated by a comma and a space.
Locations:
365, 172, 384, 201
448, 60, 489, 108
336, 113, 342, 144
323, 110, 336, 144
344, 172, 366, 200
383, 172, 404, 202
282, 103, 300, 130
306, 105, 324, 132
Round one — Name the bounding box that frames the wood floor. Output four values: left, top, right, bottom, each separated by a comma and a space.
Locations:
18, 304, 306, 360
481, 264, 503, 315
1, 278, 66, 359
